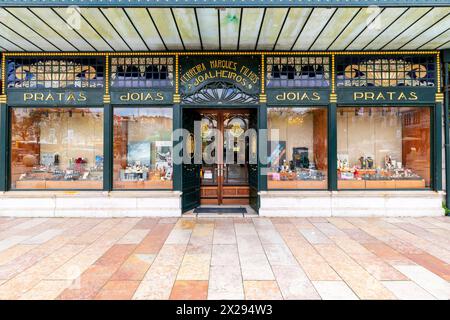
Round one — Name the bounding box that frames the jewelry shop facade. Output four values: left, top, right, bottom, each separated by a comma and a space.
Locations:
0, 2, 448, 217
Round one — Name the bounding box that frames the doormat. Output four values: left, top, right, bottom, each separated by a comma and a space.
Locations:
194, 207, 247, 215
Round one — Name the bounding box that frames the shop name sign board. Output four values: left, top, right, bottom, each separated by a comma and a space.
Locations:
179, 55, 260, 95
7, 89, 103, 106
111, 89, 173, 105
267, 89, 329, 105
337, 87, 435, 104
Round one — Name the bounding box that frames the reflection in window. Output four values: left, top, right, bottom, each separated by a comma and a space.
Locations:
337, 107, 431, 189
268, 108, 328, 189
113, 108, 173, 189
11, 108, 104, 189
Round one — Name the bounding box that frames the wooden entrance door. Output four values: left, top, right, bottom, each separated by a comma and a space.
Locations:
200, 110, 254, 205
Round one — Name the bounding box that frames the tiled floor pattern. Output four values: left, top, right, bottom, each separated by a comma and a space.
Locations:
0, 216, 449, 300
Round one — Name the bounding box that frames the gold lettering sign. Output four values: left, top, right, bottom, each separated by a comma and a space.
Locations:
23, 92, 87, 102
275, 91, 321, 101
352, 91, 418, 101
180, 59, 259, 92
119, 92, 165, 102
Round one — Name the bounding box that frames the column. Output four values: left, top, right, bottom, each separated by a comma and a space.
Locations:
103, 94, 112, 191
328, 94, 337, 191
435, 94, 444, 191
258, 99, 267, 192
172, 97, 182, 192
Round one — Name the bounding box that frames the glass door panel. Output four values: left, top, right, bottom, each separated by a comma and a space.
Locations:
200, 113, 218, 186
223, 112, 250, 186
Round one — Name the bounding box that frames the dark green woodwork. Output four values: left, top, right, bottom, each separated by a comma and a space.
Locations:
258, 103, 268, 192
1, 52, 444, 203
443, 50, 450, 63
248, 107, 260, 211
0, 103, 8, 191
336, 87, 436, 105
434, 101, 443, 191
103, 103, 112, 191
181, 109, 202, 212
328, 102, 337, 191
266, 88, 330, 106
110, 89, 173, 105
173, 104, 182, 192
444, 61, 450, 206
7, 89, 104, 107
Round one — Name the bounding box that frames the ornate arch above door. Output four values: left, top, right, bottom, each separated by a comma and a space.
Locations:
181, 81, 259, 105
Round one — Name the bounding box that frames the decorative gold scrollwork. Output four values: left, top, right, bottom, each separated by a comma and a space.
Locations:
14, 60, 96, 87
343, 59, 428, 87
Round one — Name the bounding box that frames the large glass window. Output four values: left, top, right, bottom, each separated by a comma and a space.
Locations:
337, 107, 431, 189
113, 107, 173, 189
267, 107, 328, 189
11, 107, 104, 189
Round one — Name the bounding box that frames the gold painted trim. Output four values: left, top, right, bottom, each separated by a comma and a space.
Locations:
436, 53, 441, 93
0, 94, 6, 104
436, 93, 444, 103
259, 94, 267, 103
331, 54, 336, 94
2, 51, 440, 99
105, 54, 110, 95
1, 53, 5, 95
3, 51, 440, 57
103, 94, 111, 104
329, 93, 337, 103
261, 54, 265, 94
175, 54, 179, 95
173, 93, 181, 104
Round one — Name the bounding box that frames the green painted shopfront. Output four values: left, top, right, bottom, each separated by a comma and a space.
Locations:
0, 1, 449, 216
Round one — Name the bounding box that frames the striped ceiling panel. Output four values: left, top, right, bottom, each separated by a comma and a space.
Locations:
0, 6, 449, 52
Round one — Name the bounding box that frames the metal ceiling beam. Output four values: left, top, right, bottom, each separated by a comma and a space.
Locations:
1, 0, 449, 7
146, 8, 168, 51
194, 8, 204, 51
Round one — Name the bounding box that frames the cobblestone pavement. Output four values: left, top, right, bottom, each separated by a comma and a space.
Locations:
0, 216, 449, 300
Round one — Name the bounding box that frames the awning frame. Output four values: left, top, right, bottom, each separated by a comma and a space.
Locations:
1, 0, 450, 8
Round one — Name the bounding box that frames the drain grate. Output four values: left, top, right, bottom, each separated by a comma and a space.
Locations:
194, 207, 247, 216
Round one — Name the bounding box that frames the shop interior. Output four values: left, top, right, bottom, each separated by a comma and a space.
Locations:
11, 108, 104, 189
113, 107, 173, 189
267, 107, 328, 189
337, 106, 431, 189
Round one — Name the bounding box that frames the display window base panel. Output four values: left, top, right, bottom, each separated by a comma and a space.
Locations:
259, 191, 444, 217
0, 191, 182, 217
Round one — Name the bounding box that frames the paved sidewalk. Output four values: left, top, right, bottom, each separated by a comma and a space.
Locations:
0, 216, 449, 300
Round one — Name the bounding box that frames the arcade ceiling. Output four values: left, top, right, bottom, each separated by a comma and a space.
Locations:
0, 3, 449, 52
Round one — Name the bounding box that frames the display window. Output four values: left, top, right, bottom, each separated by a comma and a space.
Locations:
337, 106, 431, 189
11, 107, 104, 190
267, 107, 328, 189
113, 107, 173, 189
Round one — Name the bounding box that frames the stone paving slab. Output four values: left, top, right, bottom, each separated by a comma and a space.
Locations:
0, 216, 449, 300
